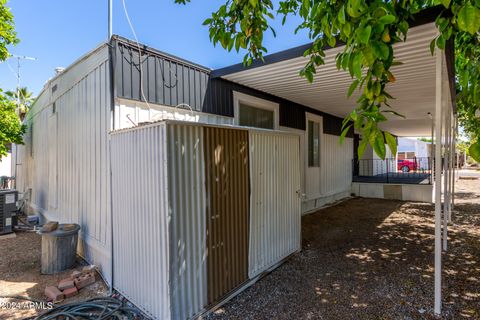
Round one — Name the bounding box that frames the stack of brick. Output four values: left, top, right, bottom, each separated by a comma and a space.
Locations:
44, 265, 97, 302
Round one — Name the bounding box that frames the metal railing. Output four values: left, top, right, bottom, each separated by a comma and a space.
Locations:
352, 157, 432, 184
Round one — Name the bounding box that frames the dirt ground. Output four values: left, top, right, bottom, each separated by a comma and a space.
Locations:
0, 231, 108, 319
209, 170, 480, 320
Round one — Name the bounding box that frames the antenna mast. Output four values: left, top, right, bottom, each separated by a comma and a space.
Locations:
108, 0, 113, 40
9, 54, 37, 113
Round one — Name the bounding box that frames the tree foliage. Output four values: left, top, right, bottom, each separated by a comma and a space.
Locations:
0, 0, 18, 61
0, 0, 22, 160
176, 0, 480, 162
0, 90, 26, 158
6, 87, 35, 120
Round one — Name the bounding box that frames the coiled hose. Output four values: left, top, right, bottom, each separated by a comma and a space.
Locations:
0, 296, 145, 320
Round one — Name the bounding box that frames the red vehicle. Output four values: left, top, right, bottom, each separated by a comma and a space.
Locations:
397, 159, 417, 172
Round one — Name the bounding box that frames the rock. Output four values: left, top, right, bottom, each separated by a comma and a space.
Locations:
82, 265, 96, 274
41, 221, 59, 233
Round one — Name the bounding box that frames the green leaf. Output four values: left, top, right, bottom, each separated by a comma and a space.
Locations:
371, 41, 389, 60
358, 138, 368, 159
352, 52, 363, 79
436, 34, 446, 50
202, 18, 213, 26
339, 124, 352, 144
377, 14, 396, 24
398, 20, 409, 36
469, 141, 480, 162
440, 0, 451, 8
338, 5, 346, 24
384, 131, 397, 156
343, 23, 352, 37
369, 129, 386, 159
457, 2, 480, 35
356, 25, 372, 44
348, 79, 360, 97
430, 38, 436, 55
346, 0, 365, 18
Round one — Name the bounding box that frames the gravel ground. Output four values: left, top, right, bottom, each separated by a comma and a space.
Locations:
0, 231, 108, 319
208, 171, 480, 320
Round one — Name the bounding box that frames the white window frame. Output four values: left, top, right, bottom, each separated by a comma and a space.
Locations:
306, 113, 323, 168
233, 91, 279, 130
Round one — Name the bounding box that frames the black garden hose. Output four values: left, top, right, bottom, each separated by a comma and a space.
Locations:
4, 296, 147, 320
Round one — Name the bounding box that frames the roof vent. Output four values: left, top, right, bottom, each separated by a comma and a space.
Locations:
54, 67, 65, 75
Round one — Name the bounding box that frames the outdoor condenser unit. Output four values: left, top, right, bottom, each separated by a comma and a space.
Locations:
0, 190, 18, 235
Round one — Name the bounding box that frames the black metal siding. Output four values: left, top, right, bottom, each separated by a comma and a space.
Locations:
113, 37, 352, 137
114, 37, 210, 112
204, 78, 353, 137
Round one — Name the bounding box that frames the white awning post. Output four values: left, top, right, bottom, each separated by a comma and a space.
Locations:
450, 114, 456, 215
434, 46, 444, 316
442, 69, 449, 252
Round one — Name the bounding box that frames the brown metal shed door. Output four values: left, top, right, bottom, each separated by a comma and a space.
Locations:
204, 127, 249, 306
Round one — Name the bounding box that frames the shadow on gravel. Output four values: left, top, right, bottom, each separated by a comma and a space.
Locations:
207, 195, 480, 320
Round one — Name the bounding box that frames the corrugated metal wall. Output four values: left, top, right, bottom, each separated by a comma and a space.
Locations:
204, 127, 249, 306
248, 132, 301, 278
167, 124, 207, 320
18, 47, 113, 280
321, 134, 354, 195
115, 38, 210, 112
110, 125, 171, 320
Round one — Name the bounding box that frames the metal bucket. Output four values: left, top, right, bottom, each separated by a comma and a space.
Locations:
40, 224, 80, 274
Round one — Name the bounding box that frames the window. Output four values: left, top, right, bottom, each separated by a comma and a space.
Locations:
398, 151, 416, 160
233, 91, 279, 130
308, 120, 320, 167
238, 103, 274, 129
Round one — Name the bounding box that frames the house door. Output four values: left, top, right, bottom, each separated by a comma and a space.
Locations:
305, 113, 322, 199
204, 127, 249, 306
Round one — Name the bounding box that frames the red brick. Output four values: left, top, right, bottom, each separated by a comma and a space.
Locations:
63, 286, 78, 298
45, 286, 64, 302
71, 270, 82, 279
74, 273, 95, 290
58, 278, 75, 290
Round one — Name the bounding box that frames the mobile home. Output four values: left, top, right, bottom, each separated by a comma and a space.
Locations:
14, 7, 456, 317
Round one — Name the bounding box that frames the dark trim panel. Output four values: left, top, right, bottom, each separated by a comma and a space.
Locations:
112, 37, 354, 137
204, 78, 353, 137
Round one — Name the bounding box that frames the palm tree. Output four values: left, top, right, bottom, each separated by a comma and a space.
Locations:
5, 87, 35, 120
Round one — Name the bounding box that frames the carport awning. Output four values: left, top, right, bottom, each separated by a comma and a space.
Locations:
213, 22, 453, 137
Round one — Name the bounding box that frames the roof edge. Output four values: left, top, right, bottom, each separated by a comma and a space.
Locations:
111, 35, 212, 73
211, 5, 447, 78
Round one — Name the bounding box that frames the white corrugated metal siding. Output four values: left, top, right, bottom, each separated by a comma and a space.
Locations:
248, 131, 301, 278
110, 124, 171, 320
321, 134, 353, 196
166, 124, 207, 320
17, 45, 112, 280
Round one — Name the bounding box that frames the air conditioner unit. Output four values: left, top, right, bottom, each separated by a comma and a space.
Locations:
0, 190, 18, 235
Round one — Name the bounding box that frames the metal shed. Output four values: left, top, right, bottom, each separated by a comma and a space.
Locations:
110, 120, 301, 319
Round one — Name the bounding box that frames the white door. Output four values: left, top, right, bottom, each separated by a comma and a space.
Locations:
305, 113, 322, 199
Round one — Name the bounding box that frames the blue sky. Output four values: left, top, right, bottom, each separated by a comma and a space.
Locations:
0, 0, 310, 95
